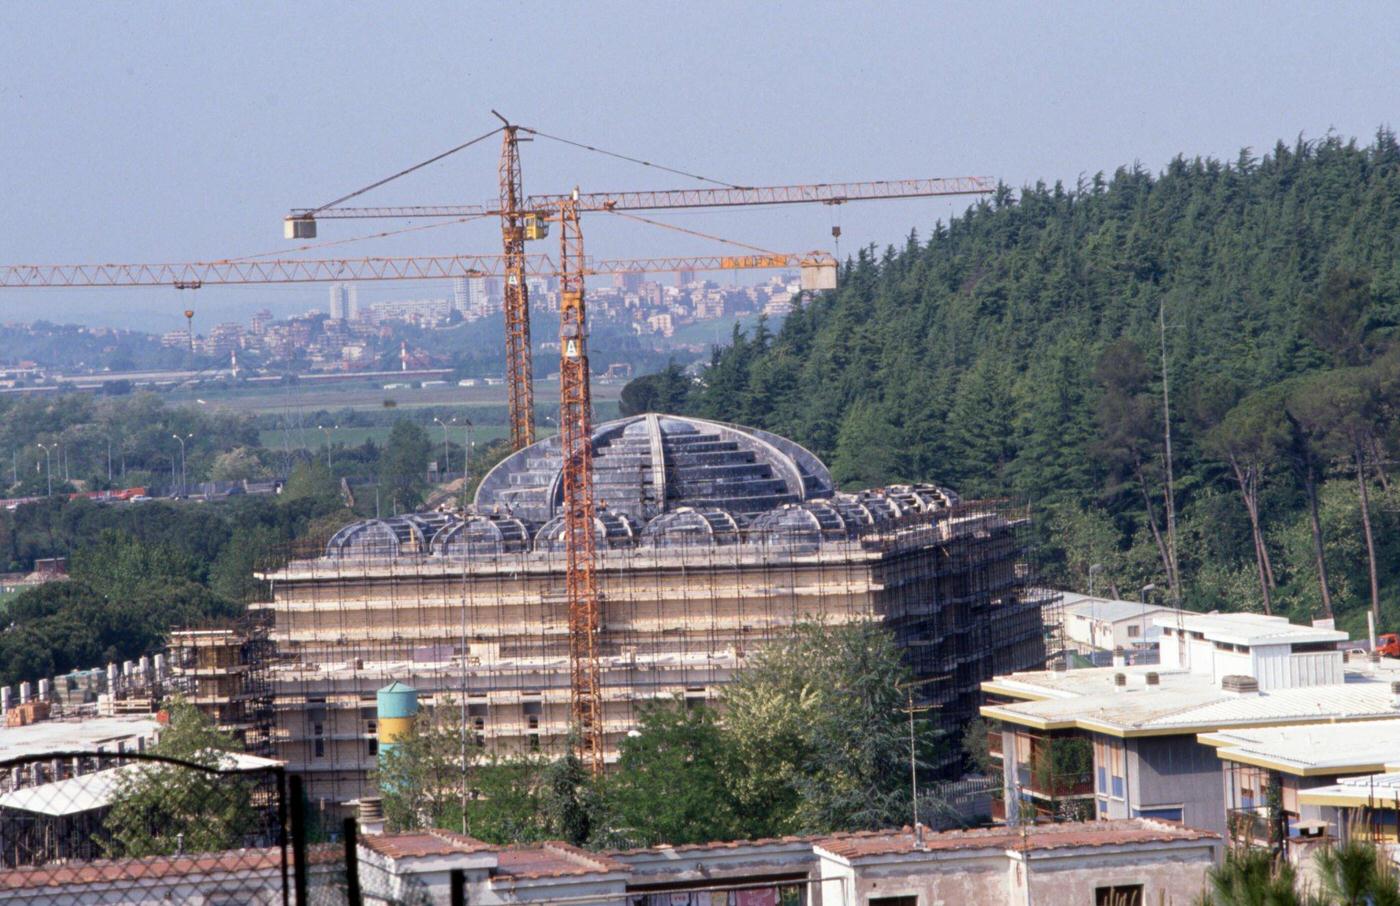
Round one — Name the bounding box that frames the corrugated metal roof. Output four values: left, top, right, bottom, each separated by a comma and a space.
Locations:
1200, 720, 1400, 774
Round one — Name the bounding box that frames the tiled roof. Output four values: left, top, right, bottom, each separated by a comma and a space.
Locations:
493, 842, 629, 879
359, 829, 494, 859
0, 849, 284, 891
615, 834, 821, 856
816, 819, 1218, 860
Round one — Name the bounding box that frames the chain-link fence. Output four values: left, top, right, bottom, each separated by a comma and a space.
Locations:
0, 752, 443, 905
0, 750, 288, 905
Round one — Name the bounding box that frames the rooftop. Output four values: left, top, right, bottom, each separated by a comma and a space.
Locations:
1199, 720, 1400, 776
1299, 772, 1400, 809
1155, 612, 1349, 647
814, 819, 1217, 860
0, 714, 160, 760
1061, 594, 1176, 625
982, 661, 1400, 737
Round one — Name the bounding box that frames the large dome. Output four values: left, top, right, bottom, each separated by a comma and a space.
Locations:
473, 413, 836, 524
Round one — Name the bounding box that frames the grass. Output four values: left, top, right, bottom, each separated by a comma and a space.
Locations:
169, 379, 623, 415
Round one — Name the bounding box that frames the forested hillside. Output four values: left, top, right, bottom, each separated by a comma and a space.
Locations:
630, 132, 1400, 636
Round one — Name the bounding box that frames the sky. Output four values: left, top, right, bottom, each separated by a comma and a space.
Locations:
2, 2, 1399, 331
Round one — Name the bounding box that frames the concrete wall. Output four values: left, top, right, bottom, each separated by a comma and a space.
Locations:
815, 840, 1220, 906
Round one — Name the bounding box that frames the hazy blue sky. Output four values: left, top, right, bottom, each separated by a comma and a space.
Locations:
2, 2, 1398, 330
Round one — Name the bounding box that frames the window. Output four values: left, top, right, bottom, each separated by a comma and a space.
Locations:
1127, 625, 1141, 638
1096, 885, 1142, 906
1136, 806, 1183, 822
313, 738, 325, 758
367, 738, 378, 757
869, 897, 918, 906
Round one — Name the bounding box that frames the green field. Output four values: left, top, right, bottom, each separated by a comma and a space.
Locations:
226, 379, 623, 452
167, 378, 624, 416
258, 422, 526, 451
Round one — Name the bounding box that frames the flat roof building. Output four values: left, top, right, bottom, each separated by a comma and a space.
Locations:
1058, 593, 1177, 656
981, 612, 1400, 833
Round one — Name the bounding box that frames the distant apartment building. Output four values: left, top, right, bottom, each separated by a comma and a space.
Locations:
160, 328, 190, 349
367, 298, 452, 326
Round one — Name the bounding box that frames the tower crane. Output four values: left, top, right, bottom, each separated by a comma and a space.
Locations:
6, 121, 995, 775
284, 133, 994, 775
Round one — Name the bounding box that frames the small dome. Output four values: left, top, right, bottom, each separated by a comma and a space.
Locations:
746, 502, 851, 549
534, 510, 641, 552
431, 515, 532, 556
881, 483, 959, 513
327, 514, 447, 559
640, 507, 741, 547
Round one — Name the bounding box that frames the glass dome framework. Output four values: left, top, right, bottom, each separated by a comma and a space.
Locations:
638, 507, 742, 548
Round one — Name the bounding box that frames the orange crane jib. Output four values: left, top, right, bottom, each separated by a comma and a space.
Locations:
0, 253, 829, 288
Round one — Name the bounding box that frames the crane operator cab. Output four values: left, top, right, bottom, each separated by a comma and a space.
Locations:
523, 211, 550, 240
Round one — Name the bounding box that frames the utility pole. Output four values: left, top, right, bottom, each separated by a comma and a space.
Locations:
896, 674, 948, 840
36, 443, 52, 496
1159, 298, 1181, 606
461, 417, 474, 511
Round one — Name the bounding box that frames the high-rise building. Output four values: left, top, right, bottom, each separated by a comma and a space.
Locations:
613, 271, 644, 293
345, 285, 360, 322
328, 284, 347, 320
451, 277, 469, 314
466, 276, 488, 317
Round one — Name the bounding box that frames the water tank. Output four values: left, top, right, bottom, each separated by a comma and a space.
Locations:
376, 681, 419, 756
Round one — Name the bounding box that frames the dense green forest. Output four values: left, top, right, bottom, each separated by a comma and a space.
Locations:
628, 132, 1400, 638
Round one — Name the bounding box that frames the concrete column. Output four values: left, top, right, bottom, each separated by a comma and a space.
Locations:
38, 678, 51, 701
18, 682, 31, 704
1, 686, 11, 712
107, 663, 119, 693
153, 653, 166, 679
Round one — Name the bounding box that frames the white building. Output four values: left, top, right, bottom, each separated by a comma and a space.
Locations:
983, 612, 1400, 834
1060, 593, 1176, 654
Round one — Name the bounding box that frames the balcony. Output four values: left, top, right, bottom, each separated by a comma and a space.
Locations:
1016, 764, 1094, 800
1228, 807, 1280, 844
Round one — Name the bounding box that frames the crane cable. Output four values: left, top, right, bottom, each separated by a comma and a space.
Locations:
301, 126, 505, 216
601, 210, 785, 257
519, 126, 746, 189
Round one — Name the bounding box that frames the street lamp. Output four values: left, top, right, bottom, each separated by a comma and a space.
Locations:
317, 425, 338, 469
36, 443, 53, 496
458, 417, 475, 511
1088, 564, 1105, 654
171, 433, 193, 496
433, 417, 453, 475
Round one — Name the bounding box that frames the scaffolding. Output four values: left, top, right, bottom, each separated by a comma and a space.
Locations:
246, 497, 1047, 811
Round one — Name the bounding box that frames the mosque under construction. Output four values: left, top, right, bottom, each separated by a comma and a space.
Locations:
210, 413, 1050, 807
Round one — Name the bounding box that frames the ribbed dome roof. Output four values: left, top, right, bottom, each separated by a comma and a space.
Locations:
473, 413, 835, 524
